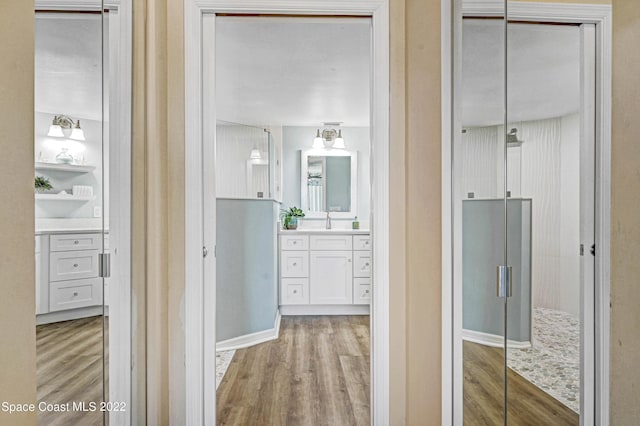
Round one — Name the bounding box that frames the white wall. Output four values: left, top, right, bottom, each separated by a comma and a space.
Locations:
282, 126, 370, 222
34, 112, 106, 219
460, 114, 580, 316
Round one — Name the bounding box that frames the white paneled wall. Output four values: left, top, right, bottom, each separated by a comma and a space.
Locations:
461, 114, 580, 316
216, 122, 271, 199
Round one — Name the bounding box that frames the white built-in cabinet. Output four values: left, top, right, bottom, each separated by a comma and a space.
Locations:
35, 232, 106, 323
279, 232, 371, 312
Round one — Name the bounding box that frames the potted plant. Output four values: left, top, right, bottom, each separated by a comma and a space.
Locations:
280, 206, 305, 230
35, 176, 53, 193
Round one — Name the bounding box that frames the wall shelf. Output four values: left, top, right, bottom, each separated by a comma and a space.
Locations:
35, 162, 96, 173
35, 194, 96, 202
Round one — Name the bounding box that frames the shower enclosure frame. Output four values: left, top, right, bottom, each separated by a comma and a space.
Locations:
442, 1, 612, 425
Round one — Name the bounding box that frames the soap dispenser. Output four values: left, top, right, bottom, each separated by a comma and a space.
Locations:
352, 216, 360, 230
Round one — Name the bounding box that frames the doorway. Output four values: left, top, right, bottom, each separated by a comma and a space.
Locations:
184, 0, 390, 424
448, 2, 612, 425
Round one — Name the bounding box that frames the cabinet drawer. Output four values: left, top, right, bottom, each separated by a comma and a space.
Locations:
353, 235, 371, 251
280, 251, 309, 278
50, 250, 99, 282
50, 233, 101, 252
280, 235, 309, 251
353, 278, 371, 305
281, 278, 310, 305
354, 251, 372, 278
49, 278, 102, 312
310, 235, 352, 251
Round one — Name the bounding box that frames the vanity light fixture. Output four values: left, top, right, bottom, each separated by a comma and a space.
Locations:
312, 123, 346, 149
47, 115, 85, 141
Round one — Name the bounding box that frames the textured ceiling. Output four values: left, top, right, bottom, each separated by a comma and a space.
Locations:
462, 20, 581, 127
35, 13, 103, 121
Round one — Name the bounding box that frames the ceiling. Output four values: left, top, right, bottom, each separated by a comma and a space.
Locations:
216, 18, 580, 128
215, 18, 371, 127
35, 13, 103, 121
462, 20, 580, 127
33, 16, 580, 128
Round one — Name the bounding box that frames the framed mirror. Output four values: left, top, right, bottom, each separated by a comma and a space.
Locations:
300, 149, 357, 218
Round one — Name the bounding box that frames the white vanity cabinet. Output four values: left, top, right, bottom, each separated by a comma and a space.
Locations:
279, 231, 371, 313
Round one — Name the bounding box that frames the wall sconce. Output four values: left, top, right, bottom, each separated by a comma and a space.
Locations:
249, 147, 262, 159
312, 123, 346, 149
47, 115, 86, 141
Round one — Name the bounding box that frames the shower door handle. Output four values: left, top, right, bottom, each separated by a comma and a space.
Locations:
496, 265, 512, 298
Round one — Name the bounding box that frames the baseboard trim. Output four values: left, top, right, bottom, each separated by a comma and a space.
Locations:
462, 328, 531, 349
280, 304, 370, 316
216, 309, 282, 352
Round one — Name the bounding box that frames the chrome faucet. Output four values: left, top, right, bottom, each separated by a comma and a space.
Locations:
326, 212, 332, 230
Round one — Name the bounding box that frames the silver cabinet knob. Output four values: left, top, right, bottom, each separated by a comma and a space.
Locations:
365, 290, 370, 294
293, 241, 297, 244
74, 240, 79, 244
292, 262, 297, 266
293, 290, 297, 294
365, 262, 370, 266
73, 292, 78, 296
73, 264, 79, 267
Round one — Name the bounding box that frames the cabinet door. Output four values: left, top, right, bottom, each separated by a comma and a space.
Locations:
310, 250, 353, 304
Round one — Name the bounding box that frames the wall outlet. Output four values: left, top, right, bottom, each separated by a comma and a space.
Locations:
93, 206, 102, 218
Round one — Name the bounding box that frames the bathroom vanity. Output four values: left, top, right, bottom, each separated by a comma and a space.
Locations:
278, 229, 371, 315
35, 221, 109, 325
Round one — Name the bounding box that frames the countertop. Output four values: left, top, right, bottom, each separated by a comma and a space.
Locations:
35, 218, 108, 235
278, 228, 370, 235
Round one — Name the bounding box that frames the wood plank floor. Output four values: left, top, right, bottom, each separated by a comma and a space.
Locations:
36, 316, 106, 426
464, 341, 579, 425
217, 315, 370, 426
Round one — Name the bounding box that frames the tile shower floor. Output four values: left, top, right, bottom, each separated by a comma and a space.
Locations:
507, 307, 580, 413
216, 350, 235, 389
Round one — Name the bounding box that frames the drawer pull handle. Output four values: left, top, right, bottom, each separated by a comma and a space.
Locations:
292, 262, 297, 266
74, 240, 79, 244
73, 264, 79, 267
293, 290, 298, 294
293, 241, 297, 244
73, 292, 78, 296
365, 290, 370, 294
365, 262, 370, 266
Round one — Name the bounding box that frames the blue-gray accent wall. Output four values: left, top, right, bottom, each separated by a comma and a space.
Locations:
462, 198, 532, 343
216, 198, 278, 342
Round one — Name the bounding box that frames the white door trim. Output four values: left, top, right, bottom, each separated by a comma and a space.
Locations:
443, 2, 612, 425
185, 1, 390, 425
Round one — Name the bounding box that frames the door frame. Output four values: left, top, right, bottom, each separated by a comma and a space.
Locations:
442, 1, 612, 425
184, 1, 390, 424
34, 1, 134, 425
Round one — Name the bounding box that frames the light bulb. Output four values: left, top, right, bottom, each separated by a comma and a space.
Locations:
48, 124, 64, 138
333, 129, 345, 149
312, 129, 324, 149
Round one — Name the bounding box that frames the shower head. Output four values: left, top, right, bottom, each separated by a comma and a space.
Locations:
507, 128, 523, 147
